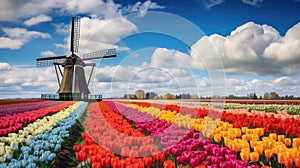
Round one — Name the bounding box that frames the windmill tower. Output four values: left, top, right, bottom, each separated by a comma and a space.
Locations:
36, 17, 116, 101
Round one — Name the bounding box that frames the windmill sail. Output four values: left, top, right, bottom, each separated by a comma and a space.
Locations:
36, 55, 67, 67
70, 17, 80, 54
82, 48, 116, 61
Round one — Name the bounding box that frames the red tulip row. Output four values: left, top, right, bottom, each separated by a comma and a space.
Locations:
221, 112, 300, 138
0, 101, 74, 136
75, 102, 166, 168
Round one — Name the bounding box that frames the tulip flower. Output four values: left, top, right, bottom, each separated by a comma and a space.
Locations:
284, 158, 293, 168
295, 158, 300, 167
163, 160, 175, 168
143, 156, 153, 167
76, 151, 87, 162
249, 152, 259, 162
190, 157, 201, 167
73, 145, 81, 152
240, 151, 249, 162
264, 149, 272, 159
277, 152, 285, 164
284, 138, 291, 146
293, 138, 300, 148
213, 134, 222, 143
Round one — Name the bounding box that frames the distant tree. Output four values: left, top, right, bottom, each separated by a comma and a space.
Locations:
124, 94, 137, 99
146, 92, 157, 99
153, 95, 161, 99
227, 94, 235, 99
191, 94, 199, 99
263, 92, 270, 100
135, 90, 145, 99
249, 92, 258, 99
181, 94, 191, 99
269, 92, 279, 99
164, 93, 174, 100
212, 95, 220, 99
263, 92, 279, 100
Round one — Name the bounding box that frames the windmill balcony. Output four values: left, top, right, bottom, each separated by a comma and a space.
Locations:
41, 94, 102, 102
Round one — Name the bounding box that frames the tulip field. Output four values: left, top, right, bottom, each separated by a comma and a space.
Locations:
0, 99, 300, 167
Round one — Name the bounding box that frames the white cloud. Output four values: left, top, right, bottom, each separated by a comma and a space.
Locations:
149, 48, 192, 69
64, 0, 121, 19
24, 14, 52, 26
195, 76, 300, 97
0, 0, 162, 22
241, 0, 264, 7
52, 16, 138, 54
0, 0, 63, 21
0, 62, 12, 71
0, 37, 23, 49
0, 63, 57, 98
0, 28, 50, 49
123, 0, 165, 17
53, 23, 70, 36
3, 28, 50, 39
190, 21, 300, 75
263, 22, 300, 62
195, 0, 225, 9
89, 64, 199, 97
41, 50, 56, 57
137, 22, 300, 78
67, 16, 137, 54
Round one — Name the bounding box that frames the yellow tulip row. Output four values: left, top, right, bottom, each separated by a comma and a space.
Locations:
124, 104, 195, 129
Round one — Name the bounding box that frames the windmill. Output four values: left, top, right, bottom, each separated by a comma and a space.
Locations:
36, 17, 116, 101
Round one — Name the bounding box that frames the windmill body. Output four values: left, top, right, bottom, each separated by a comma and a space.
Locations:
57, 55, 90, 99
36, 17, 116, 101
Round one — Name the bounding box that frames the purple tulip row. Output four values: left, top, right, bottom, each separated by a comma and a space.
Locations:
0, 101, 66, 116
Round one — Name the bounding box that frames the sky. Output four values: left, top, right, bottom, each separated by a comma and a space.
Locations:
0, 0, 300, 98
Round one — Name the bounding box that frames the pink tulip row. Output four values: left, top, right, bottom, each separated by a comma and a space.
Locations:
0, 101, 74, 136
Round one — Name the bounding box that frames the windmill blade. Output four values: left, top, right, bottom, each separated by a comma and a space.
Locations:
70, 17, 80, 54
36, 55, 67, 67
82, 48, 116, 61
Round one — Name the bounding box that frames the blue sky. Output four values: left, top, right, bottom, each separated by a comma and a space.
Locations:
0, 0, 300, 98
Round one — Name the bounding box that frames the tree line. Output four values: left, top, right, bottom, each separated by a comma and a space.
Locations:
122, 90, 297, 100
